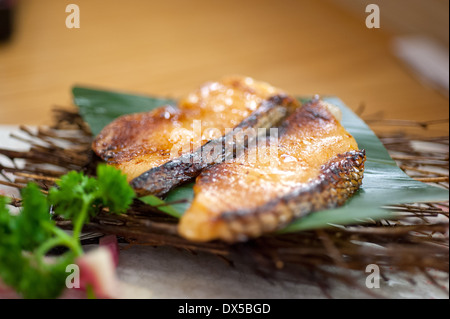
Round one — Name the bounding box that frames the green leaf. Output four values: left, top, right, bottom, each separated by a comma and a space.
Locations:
139, 195, 182, 218
72, 86, 174, 136
1, 166, 135, 298
164, 182, 195, 215
50, 166, 135, 224
0, 190, 75, 299
17, 183, 53, 251
73, 87, 449, 232
0, 196, 24, 289
18, 253, 74, 299
49, 171, 97, 221
0, 195, 13, 236
139, 182, 195, 218
95, 164, 135, 213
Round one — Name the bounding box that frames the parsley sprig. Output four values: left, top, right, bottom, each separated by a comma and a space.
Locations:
0, 165, 135, 299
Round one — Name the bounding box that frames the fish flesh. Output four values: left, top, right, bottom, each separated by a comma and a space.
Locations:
178, 98, 366, 242
92, 76, 299, 196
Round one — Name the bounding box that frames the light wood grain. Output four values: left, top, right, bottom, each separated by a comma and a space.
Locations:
0, 0, 448, 136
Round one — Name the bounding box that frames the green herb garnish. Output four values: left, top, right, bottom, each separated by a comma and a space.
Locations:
0, 165, 135, 299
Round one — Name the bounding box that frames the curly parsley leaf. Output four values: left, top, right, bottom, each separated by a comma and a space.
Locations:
95, 164, 135, 213
18, 252, 74, 299
0, 196, 23, 290
0, 196, 14, 237
49, 165, 134, 238
0, 190, 73, 299
17, 183, 53, 251
0, 165, 135, 299
49, 171, 97, 222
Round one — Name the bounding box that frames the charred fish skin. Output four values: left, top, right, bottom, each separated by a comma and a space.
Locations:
179, 150, 366, 243
219, 150, 366, 242
130, 94, 299, 197
178, 99, 366, 243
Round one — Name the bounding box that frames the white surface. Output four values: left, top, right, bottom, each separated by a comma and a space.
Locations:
0, 125, 27, 198
115, 244, 448, 299
1, 125, 448, 299
393, 35, 449, 96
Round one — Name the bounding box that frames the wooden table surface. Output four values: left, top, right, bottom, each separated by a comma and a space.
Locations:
0, 0, 448, 136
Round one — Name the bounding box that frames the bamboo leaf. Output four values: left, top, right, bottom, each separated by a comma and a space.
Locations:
73, 87, 449, 232
72, 86, 173, 136
139, 195, 182, 218
163, 182, 195, 216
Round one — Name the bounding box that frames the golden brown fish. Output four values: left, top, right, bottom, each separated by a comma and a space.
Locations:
92, 76, 299, 196
178, 98, 366, 242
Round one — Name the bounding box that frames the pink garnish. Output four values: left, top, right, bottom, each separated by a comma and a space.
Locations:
99, 234, 120, 267
76, 247, 119, 298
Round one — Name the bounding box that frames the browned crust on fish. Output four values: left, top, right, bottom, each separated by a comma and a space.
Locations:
92, 106, 178, 164
179, 150, 365, 243
220, 150, 365, 242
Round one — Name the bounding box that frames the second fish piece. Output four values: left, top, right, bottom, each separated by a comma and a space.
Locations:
178, 98, 366, 242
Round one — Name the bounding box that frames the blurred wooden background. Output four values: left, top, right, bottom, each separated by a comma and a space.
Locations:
0, 0, 448, 136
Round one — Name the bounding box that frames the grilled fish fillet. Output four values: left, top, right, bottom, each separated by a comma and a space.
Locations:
178, 98, 366, 242
93, 76, 299, 196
